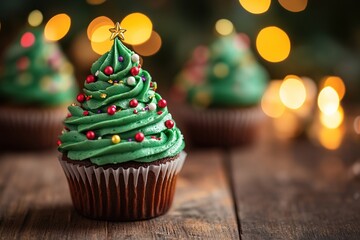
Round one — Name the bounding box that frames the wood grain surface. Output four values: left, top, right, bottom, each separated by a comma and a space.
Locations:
0, 149, 239, 240
230, 136, 360, 240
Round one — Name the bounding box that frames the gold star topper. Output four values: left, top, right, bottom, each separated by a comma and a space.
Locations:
109, 22, 126, 40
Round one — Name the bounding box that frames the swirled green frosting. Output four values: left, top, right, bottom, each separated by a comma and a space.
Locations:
0, 27, 77, 106
186, 34, 269, 108
58, 38, 185, 165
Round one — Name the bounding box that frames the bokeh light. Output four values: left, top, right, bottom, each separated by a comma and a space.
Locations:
273, 111, 301, 139
318, 86, 340, 115
278, 0, 307, 12
87, 16, 113, 40
239, 0, 271, 14
215, 19, 234, 36
121, 13, 153, 45
320, 105, 344, 129
279, 75, 306, 109
87, 0, 106, 5
91, 24, 114, 43
256, 26, 291, 62
354, 116, 360, 134
322, 76, 346, 100
91, 39, 113, 55
261, 80, 285, 118
28, 10, 43, 27
44, 13, 71, 41
318, 126, 345, 150
133, 31, 162, 56
20, 32, 35, 48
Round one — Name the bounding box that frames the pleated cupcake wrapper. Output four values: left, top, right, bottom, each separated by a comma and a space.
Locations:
59, 151, 187, 221
0, 106, 67, 150
184, 106, 264, 147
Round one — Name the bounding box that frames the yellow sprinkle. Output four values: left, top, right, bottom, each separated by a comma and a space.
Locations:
149, 95, 155, 99
71, 103, 77, 106
113, 83, 119, 86
112, 135, 121, 144
108, 80, 113, 84
100, 93, 107, 98
119, 80, 124, 84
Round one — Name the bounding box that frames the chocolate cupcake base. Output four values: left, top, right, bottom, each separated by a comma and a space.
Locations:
59, 152, 186, 221
184, 106, 264, 147
0, 105, 67, 150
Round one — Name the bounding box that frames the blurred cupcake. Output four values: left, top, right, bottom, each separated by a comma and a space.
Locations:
58, 23, 186, 221
0, 27, 77, 150
172, 33, 268, 147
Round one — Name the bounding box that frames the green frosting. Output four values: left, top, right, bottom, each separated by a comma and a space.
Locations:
186, 34, 269, 107
0, 27, 77, 106
58, 38, 185, 165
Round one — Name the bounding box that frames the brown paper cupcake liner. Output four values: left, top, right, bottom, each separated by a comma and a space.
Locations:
0, 105, 67, 150
59, 151, 186, 221
183, 105, 264, 147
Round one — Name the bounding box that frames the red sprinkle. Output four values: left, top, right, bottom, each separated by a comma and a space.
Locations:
157, 111, 163, 115
133, 109, 138, 114
107, 106, 116, 115
57, 140, 62, 146
77, 93, 85, 103
165, 120, 174, 129
130, 67, 140, 76
158, 99, 167, 108
135, 132, 145, 142
129, 99, 138, 108
104, 66, 114, 75
66, 113, 72, 118
83, 111, 89, 116
86, 74, 96, 84
86, 131, 96, 140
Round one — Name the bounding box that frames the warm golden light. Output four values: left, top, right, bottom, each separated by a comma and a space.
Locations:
215, 19, 234, 36
261, 80, 285, 118
318, 86, 340, 115
273, 111, 300, 139
239, 0, 271, 14
28, 10, 43, 27
320, 105, 344, 129
278, 0, 307, 12
87, 16, 113, 40
121, 13, 153, 45
91, 39, 113, 55
279, 75, 306, 109
256, 26, 291, 62
318, 126, 345, 150
91, 24, 114, 43
44, 13, 71, 41
87, 0, 106, 5
323, 76, 346, 100
133, 31, 162, 56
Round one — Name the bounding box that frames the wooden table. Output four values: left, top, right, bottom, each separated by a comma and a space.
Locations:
1, 123, 360, 239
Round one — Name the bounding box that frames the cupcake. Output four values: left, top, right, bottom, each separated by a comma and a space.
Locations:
58, 23, 186, 221
0, 27, 77, 150
172, 33, 268, 147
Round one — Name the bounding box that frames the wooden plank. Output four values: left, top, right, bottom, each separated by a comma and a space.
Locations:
230, 137, 360, 240
0, 149, 239, 239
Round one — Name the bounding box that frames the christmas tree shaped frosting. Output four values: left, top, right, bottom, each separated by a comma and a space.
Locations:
0, 27, 77, 106
187, 33, 269, 107
58, 23, 185, 165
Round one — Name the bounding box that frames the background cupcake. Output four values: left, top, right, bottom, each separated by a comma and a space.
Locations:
172, 33, 269, 147
0, 26, 77, 150
58, 24, 186, 221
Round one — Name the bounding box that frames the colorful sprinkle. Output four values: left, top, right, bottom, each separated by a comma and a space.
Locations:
165, 120, 174, 129
86, 74, 96, 84
112, 135, 121, 144
107, 105, 116, 115
158, 99, 167, 108
141, 76, 146, 82
118, 56, 124, 62
108, 80, 113, 84
77, 93, 85, 103
131, 54, 140, 63
135, 132, 145, 142
57, 140, 62, 146
86, 131, 96, 140
130, 67, 140, 76
100, 93, 107, 99
157, 111, 163, 115
127, 76, 136, 86
148, 103, 156, 111
104, 66, 114, 75
97, 109, 102, 113
95, 70, 100, 76
133, 109, 138, 114
129, 99, 138, 108
83, 111, 89, 116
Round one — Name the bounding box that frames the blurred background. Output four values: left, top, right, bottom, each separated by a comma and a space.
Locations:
1, 0, 360, 150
